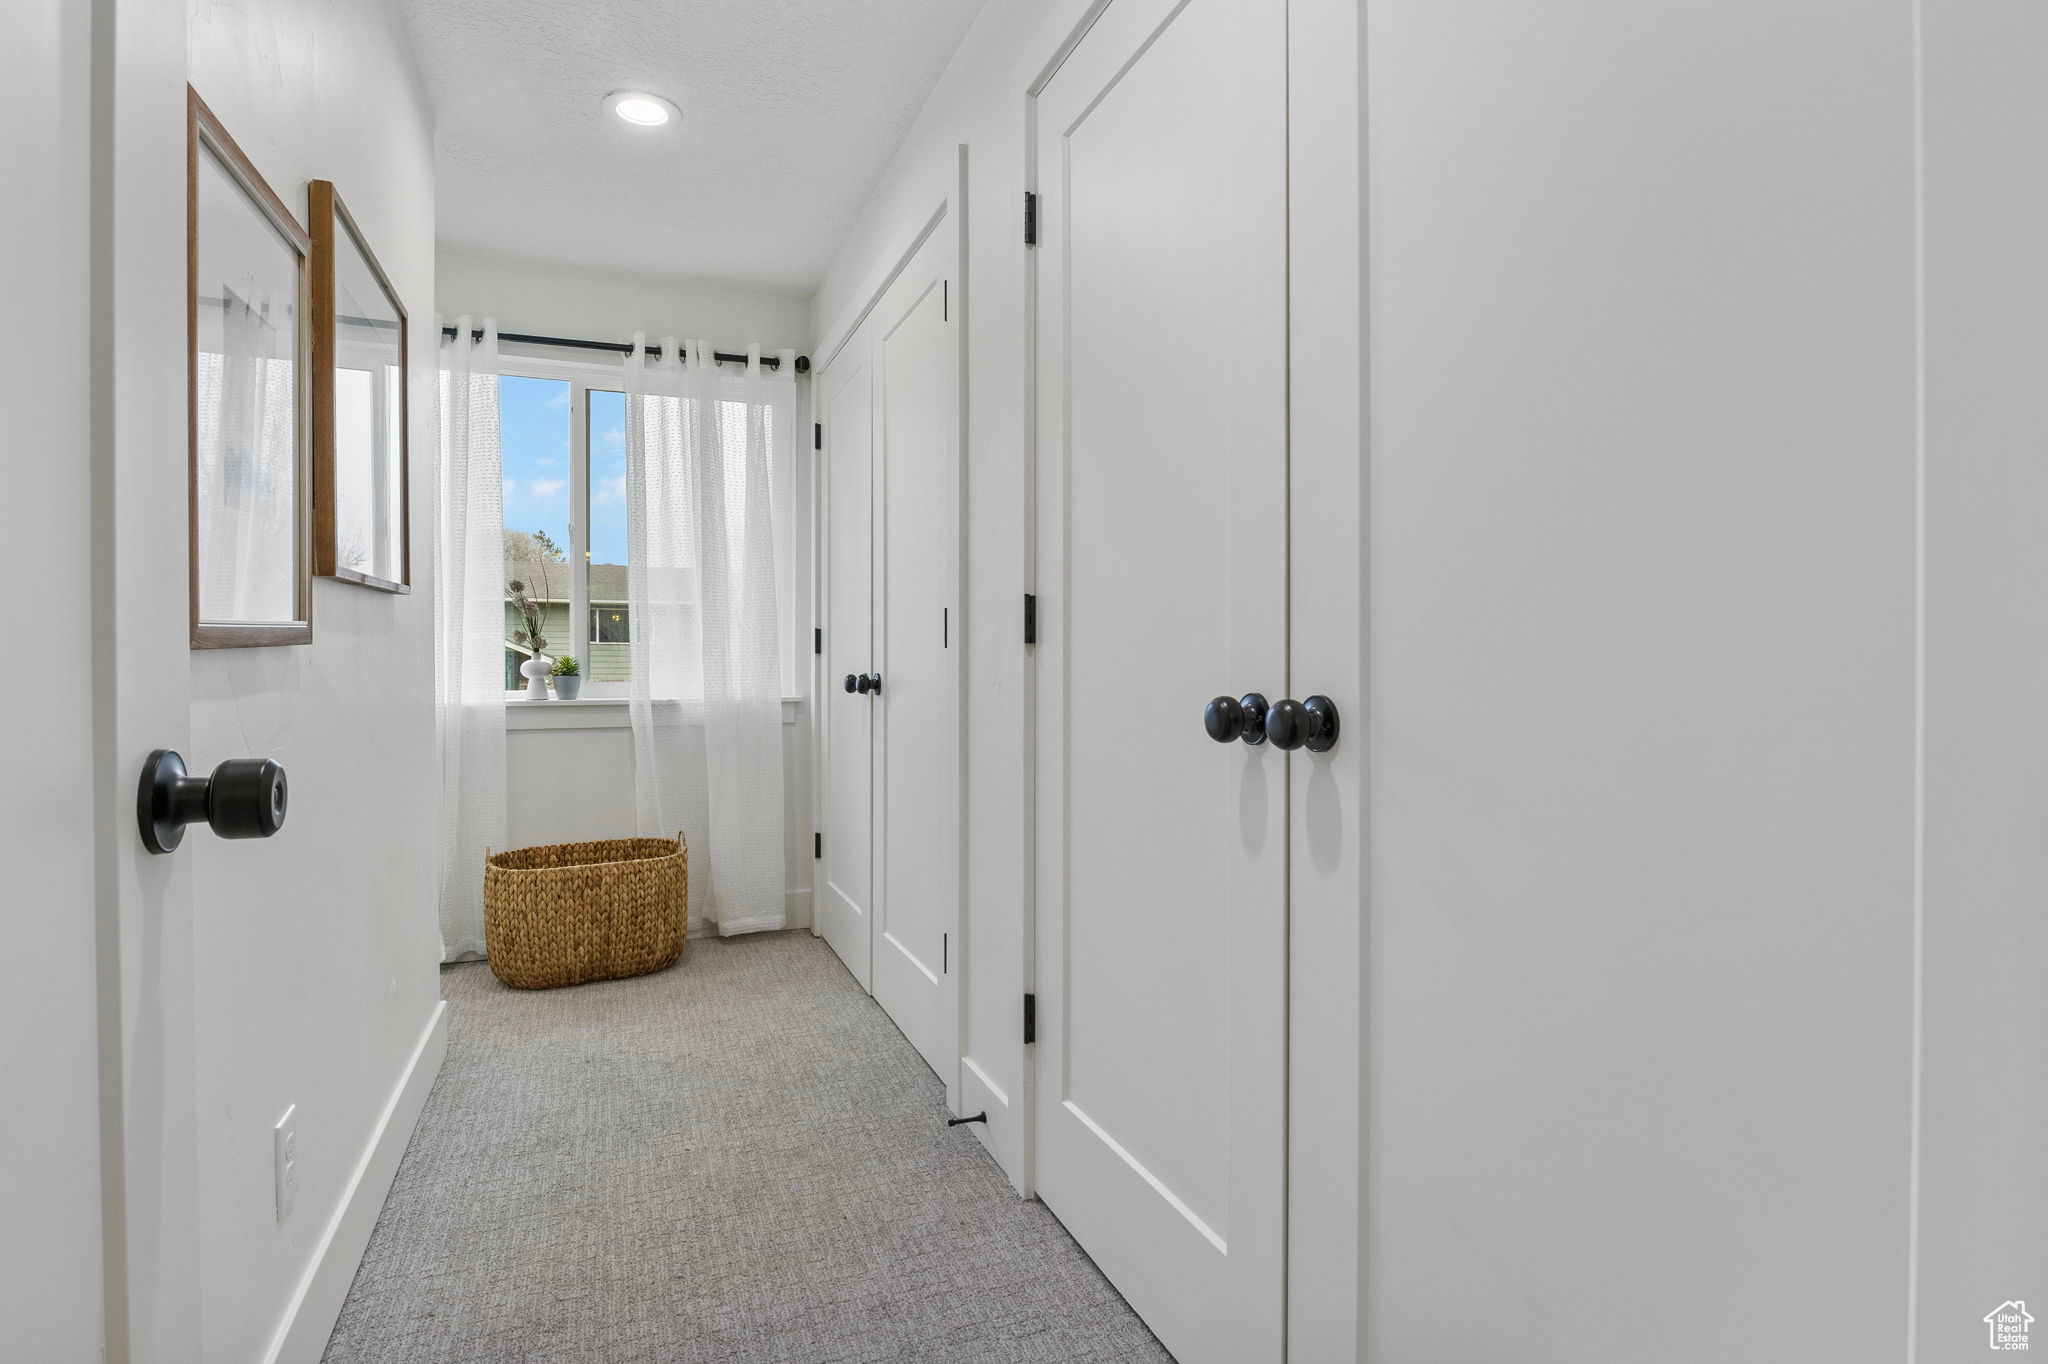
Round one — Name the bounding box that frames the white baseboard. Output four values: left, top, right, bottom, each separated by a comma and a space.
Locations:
265, 1001, 449, 1364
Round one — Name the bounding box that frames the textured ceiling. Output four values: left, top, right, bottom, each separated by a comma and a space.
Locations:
397, 0, 988, 296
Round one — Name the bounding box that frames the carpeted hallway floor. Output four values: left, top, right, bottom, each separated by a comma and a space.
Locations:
322, 931, 1173, 1363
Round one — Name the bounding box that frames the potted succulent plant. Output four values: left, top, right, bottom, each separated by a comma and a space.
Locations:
550, 655, 583, 700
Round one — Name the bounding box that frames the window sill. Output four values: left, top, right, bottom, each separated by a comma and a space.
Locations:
505, 696, 804, 731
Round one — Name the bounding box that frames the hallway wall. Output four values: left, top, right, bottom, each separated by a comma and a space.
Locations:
808, 0, 1106, 1194
185, 2, 444, 1358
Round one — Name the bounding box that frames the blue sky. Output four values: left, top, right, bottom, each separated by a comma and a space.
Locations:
499, 376, 629, 566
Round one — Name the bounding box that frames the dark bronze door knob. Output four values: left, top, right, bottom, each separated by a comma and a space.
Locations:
1264, 696, 1340, 753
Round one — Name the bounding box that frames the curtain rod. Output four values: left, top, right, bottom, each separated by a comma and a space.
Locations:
440, 325, 810, 373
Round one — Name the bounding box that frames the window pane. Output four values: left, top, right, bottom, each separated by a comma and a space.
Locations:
500, 375, 571, 682
587, 389, 629, 681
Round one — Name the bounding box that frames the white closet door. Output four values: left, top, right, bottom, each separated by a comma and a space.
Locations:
817, 336, 876, 989
871, 226, 962, 1090
1032, 0, 1288, 1360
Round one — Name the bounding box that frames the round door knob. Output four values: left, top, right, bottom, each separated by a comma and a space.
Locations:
211, 757, 289, 840
1204, 693, 1270, 745
844, 673, 857, 693
137, 749, 288, 854
1265, 695, 1340, 753
866, 673, 882, 695
856, 672, 881, 694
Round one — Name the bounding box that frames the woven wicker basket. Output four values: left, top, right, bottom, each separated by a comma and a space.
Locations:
483, 836, 687, 990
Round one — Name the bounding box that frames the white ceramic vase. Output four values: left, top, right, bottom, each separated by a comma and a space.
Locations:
520, 654, 552, 700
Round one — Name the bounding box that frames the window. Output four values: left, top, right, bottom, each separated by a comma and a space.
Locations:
499, 375, 571, 688
585, 388, 630, 678
494, 353, 797, 699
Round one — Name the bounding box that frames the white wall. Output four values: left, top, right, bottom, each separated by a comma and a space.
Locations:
448, 251, 818, 930
808, 0, 1105, 1193
185, 2, 444, 1359
1364, 2, 1921, 1358
1, 2, 104, 1358
1918, 2, 2048, 1353
503, 705, 815, 932
439, 247, 810, 352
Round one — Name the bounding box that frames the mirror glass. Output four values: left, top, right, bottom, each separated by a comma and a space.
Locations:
194, 140, 303, 626
330, 209, 405, 586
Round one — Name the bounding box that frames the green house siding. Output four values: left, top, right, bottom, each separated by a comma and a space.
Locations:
588, 642, 630, 681
503, 599, 632, 684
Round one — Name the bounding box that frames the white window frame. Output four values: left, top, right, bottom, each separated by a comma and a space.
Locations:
496, 348, 803, 704
498, 352, 624, 698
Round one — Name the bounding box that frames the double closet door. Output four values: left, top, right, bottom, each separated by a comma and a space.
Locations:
816, 225, 963, 1098
1031, 1, 1292, 1361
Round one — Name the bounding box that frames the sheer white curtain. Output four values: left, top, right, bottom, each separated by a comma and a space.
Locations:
435, 316, 506, 959
624, 337, 793, 936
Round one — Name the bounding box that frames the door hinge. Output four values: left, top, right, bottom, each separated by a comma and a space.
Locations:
943, 932, 949, 975
814, 422, 822, 450
814, 832, 822, 860
1023, 593, 1037, 646
1024, 191, 1038, 246
943, 279, 949, 321
814, 627, 822, 655
1023, 993, 1037, 1044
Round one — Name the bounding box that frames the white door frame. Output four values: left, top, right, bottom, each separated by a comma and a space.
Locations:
92, 0, 209, 1355
814, 333, 879, 988
811, 156, 971, 1114
1278, 1, 1367, 1357
8, 2, 112, 1356
869, 217, 967, 1106
1018, 2, 1368, 1358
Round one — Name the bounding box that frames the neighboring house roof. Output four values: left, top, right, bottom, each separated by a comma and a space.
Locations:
505, 558, 630, 603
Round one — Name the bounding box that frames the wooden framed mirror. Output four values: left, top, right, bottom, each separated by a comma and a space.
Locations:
310, 180, 410, 593
188, 87, 313, 647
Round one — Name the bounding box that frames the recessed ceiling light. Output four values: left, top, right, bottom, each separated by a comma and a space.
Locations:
603, 90, 679, 128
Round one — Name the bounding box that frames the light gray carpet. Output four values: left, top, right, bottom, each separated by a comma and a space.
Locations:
323, 931, 1172, 1363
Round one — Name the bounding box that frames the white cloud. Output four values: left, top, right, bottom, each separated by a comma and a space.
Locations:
502, 477, 516, 498
529, 478, 566, 498
603, 427, 624, 448
593, 473, 627, 506
544, 389, 568, 409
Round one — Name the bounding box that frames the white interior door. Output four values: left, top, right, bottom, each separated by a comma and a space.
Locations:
1032, 1, 1288, 1360
817, 336, 876, 989
4, 6, 111, 1355
871, 226, 963, 1093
